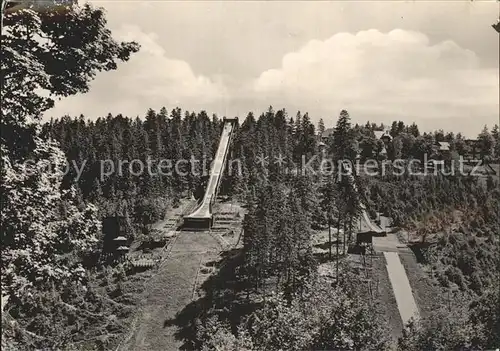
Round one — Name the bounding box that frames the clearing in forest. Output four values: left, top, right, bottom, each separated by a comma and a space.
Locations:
118, 201, 243, 351
118, 231, 222, 351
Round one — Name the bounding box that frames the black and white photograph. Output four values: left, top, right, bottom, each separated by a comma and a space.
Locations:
1, 0, 499, 350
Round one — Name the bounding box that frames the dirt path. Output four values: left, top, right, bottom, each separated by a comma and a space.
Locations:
118, 231, 221, 351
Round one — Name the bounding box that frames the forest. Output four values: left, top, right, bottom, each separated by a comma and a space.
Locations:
1, 2, 499, 351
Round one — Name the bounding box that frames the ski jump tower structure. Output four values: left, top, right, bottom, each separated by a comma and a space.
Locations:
183, 117, 238, 230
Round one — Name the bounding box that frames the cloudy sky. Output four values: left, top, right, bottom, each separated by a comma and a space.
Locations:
47, 0, 499, 137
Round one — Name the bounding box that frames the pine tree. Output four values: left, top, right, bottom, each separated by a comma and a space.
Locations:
320, 177, 337, 260
408, 122, 420, 137
318, 118, 326, 138
390, 121, 399, 137
478, 125, 495, 160
300, 112, 317, 159
332, 109, 353, 162
491, 124, 499, 158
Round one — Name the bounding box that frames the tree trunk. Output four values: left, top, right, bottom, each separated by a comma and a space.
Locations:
348, 214, 353, 244
328, 216, 332, 260
336, 214, 341, 281
343, 220, 347, 255
276, 266, 282, 291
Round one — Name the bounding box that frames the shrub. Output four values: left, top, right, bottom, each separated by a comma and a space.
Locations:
445, 266, 465, 289
398, 308, 478, 351
469, 273, 483, 294
436, 270, 450, 288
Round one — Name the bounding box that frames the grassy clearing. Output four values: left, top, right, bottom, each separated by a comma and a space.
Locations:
116, 199, 245, 351
372, 254, 404, 341
347, 253, 403, 343
119, 245, 220, 351
398, 251, 447, 320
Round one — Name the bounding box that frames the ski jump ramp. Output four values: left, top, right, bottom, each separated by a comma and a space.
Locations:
183, 118, 237, 230
340, 160, 384, 234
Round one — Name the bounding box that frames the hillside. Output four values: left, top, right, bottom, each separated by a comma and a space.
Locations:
1, 1, 499, 350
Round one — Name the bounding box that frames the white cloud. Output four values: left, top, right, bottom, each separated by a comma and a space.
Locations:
47, 24, 228, 118
47, 24, 498, 137
252, 29, 498, 132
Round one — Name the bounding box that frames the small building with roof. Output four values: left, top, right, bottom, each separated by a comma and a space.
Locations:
433, 141, 451, 161
437, 141, 450, 152
374, 130, 392, 144
321, 128, 334, 142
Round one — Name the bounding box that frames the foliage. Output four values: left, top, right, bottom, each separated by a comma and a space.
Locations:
426, 229, 498, 294
362, 171, 499, 351
3, 267, 144, 350
2, 4, 498, 348
398, 308, 478, 351
197, 279, 392, 351
242, 181, 316, 298
134, 197, 166, 231
399, 287, 500, 351
46, 107, 498, 237
245, 294, 317, 350
330, 109, 357, 161
312, 296, 389, 350
364, 174, 499, 296
1, 138, 101, 299
362, 163, 499, 351
1, 1, 140, 349
468, 287, 500, 347
477, 125, 495, 160
196, 315, 254, 351
1, 3, 139, 134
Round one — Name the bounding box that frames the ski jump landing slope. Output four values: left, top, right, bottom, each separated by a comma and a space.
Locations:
183, 118, 236, 230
